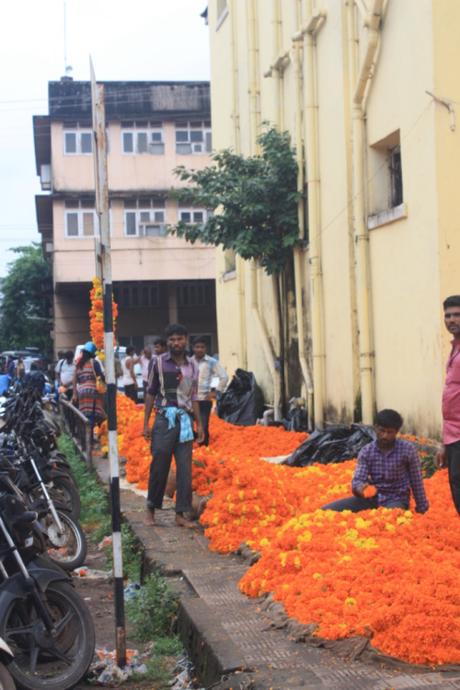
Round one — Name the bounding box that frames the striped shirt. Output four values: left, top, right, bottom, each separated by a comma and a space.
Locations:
147, 352, 198, 411
192, 354, 228, 401
351, 439, 429, 512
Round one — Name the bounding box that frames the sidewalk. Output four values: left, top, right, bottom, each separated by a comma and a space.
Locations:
94, 456, 460, 690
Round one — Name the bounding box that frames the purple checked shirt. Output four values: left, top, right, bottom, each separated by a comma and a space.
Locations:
351, 439, 429, 512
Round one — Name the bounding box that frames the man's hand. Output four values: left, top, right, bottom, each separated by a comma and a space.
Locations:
436, 445, 447, 468
206, 391, 216, 401
353, 482, 368, 498
143, 426, 151, 440
195, 425, 205, 444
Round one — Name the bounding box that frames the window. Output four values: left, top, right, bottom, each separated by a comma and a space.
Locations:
368, 130, 405, 229
113, 282, 160, 308
177, 281, 214, 308
64, 129, 93, 155
124, 199, 166, 237
389, 145, 403, 208
179, 209, 207, 225
121, 123, 164, 154
175, 122, 212, 154
64, 200, 96, 237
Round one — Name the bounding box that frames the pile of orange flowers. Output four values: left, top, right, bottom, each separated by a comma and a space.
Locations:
100, 395, 460, 666
89, 277, 118, 354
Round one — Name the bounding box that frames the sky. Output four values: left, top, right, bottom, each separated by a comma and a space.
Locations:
0, 0, 210, 277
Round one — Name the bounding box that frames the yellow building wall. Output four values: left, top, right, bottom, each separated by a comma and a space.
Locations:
433, 0, 460, 383
208, 0, 458, 433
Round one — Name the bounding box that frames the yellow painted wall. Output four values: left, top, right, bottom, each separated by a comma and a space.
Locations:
208, 0, 460, 434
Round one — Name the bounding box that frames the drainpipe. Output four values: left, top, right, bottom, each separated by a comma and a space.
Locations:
292, 35, 314, 424
350, 0, 383, 423
293, 0, 327, 427
229, 0, 247, 369
251, 262, 282, 420
247, 0, 282, 416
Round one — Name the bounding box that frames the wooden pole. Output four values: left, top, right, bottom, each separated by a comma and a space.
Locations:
90, 58, 126, 668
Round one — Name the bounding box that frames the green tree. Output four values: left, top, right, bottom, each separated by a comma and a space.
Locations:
169, 126, 300, 275
0, 244, 52, 354
170, 126, 301, 412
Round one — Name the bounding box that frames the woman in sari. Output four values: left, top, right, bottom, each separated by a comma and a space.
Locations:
71, 342, 106, 427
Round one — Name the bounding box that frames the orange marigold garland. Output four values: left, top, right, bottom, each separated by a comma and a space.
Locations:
97, 396, 460, 666
89, 277, 119, 357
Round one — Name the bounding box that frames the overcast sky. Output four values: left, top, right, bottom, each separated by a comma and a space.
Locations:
0, 0, 210, 277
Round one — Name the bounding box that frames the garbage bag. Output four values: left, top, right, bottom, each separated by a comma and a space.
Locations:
216, 368, 264, 426
284, 423, 376, 466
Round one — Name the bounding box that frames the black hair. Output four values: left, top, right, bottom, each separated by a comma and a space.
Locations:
65, 350, 74, 360
126, 345, 135, 356
443, 295, 460, 310
57, 350, 65, 359
165, 323, 188, 338
375, 409, 403, 430
193, 335, 208, 347
153, 337, 167, 347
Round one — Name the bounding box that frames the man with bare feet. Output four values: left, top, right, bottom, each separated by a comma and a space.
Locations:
143, 324, 204, 528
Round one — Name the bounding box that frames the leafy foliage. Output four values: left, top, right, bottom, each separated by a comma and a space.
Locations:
126, 573, 179, 642
0, 244, 52, 354
170, 127, 300, 275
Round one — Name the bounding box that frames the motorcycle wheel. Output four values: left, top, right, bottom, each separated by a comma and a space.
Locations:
0, 663, 16, 690
46, 477, 81, 521
1, 581, 95, 690
45, 511, 87, 571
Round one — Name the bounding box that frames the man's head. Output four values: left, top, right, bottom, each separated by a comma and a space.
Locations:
57, 350, 65, 360
164, 324, 188, 356
143, 346, 152, 359
443, 295, 460, 339
192, 336, 208, 360
126, 346, 135, 357
65, 350, 74, 363
153, 338, 167, 356
375, 408, 403, 448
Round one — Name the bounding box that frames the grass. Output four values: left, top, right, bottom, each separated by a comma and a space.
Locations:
58, 433, 187, 687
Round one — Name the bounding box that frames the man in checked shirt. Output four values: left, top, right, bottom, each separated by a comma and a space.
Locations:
322, 409, 429, 514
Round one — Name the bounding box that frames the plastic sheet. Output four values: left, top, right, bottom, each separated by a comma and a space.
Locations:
216, 369, 264, 426
284, 423, 376, 466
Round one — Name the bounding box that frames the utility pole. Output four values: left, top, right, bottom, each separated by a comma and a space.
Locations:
90, 58, 126, 668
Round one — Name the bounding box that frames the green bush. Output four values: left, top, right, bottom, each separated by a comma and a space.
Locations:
127, 573, 178, 642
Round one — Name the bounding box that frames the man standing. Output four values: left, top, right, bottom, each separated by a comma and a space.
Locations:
143, 324, 204, 528
437, 295, 460, 514
121, 345, 138, 403
322, 409, 429, 514
139, 346, 152, 400
191, 336, 228, 446
56, 350, 75, 400
153, 337, 167, 357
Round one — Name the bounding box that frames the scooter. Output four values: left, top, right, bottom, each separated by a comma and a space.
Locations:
0, 637, 16, 690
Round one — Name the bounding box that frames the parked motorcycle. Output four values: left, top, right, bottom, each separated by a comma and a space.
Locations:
0, 493, 95, 690
0, 637, 16, 690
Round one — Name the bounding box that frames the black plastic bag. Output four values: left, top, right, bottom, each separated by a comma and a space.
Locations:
216, 368, 264, 426
284, 424, 376, 466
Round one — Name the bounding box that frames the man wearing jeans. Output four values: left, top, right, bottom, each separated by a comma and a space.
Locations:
143, 324, 204, 528
191, 336, 228, 446
322, 409, 429, 514
437, 295, 460, 514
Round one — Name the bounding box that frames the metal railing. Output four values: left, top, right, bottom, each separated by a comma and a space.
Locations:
59, 396, 93, 468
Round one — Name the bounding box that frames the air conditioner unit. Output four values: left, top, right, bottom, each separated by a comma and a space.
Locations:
139, 224, 167, 237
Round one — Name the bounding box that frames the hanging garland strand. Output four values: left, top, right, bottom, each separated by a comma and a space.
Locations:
89, 277, 118, 357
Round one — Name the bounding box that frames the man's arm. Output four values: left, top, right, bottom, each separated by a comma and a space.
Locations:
351, 448, 371, 497
192, 400, 204, 444
212, 360, 228, 394
143, 360, 159, 438
436, 444, 447, 468
407, 446, 429, 513
143, 394, 154, 438
126, 357, 137, 385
